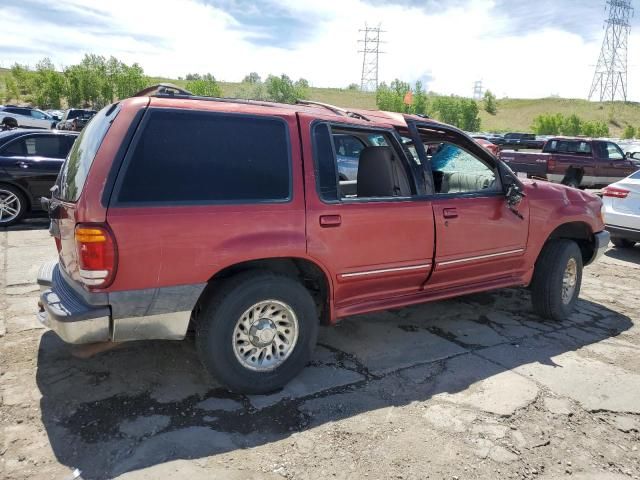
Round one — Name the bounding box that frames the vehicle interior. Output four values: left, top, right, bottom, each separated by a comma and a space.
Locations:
411, 126, 501, 195
324, 124, 502, 199
329, 126, 416, 199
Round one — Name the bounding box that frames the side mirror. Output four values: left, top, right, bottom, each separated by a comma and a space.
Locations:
499, 162, 525, 210
626, 152, 632, 158
506, 183, 524, 208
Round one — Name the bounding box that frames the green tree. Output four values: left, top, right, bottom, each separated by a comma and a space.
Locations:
594, 122, 610, 137
376, 79, 412, 113
346, 83, 359, 91
186, 78, 222, 97
31, 58, 65, 108
432, 96, 461, 126
412, 81, 429, 116
4, 75, 19, 103
532, 113, 564, 135
622, 124, 636, 140
483, 90, 497, 115
458, 99, 481, 131
581, 120, 610, 138
243, 72, 261, 84
264, 74, 307, 103
9, 64, 35, 100
560, 114, 582, 136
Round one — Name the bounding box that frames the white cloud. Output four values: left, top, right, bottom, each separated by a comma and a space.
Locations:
0, 0, 638, 100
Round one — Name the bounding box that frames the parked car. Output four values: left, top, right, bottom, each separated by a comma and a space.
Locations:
602, 170, 640, 248
0, 106, 57, 129
45, 110, 64, 122
56, 109, 97, 131
493, 132, 545, 150
500, 137, 638, 188
0, 129, 78, 226
37, 89, 609, 394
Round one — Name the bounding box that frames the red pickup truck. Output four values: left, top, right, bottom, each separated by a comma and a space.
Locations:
500, 137, 639, 188
36, 86, 609, 393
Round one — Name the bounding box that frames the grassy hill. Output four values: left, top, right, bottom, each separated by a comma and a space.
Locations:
4, 68, 639, 136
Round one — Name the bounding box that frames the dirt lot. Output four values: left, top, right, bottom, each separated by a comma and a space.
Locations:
1, 217, 639, 480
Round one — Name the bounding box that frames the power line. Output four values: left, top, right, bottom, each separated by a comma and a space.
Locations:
473, 80, 484, 100
358, 24, 385, 92
588, 0, 634, 102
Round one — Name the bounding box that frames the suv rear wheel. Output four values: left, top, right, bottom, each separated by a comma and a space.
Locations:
196, 271, 318, 394
0, 185, 27, 227
530, 239, 583, 321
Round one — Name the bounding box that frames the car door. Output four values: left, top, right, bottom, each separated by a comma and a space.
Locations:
0, 134, 69, 200
413, 122, 530, 292
299, 113, 435, 311
29, 109, 52, 129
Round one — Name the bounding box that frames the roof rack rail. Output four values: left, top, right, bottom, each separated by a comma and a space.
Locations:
133, 83, 194, 97
296, 100, 370, 121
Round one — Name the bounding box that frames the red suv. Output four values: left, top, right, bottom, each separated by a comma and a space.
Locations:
37, 86, 609, 393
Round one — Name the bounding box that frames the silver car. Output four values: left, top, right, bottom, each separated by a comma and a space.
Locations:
0, 106, 57, 129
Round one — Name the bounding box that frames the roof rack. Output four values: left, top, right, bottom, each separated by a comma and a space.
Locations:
133, 83, 194, 97
296, 100, 370, 121
132, 85, 369, 120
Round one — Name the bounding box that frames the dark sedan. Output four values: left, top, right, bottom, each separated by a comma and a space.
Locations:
0, 129, 78, 226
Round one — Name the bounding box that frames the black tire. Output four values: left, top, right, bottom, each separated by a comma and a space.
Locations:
530, 239, 583, 321
196, 271, 319, 394
563, 177, 580, 189
611, 237, 636, 248
0, 184, 28, 227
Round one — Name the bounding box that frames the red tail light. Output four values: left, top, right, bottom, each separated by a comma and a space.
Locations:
75, 224, 117, 288
547, 156, 556, 171
602, 186, 630, 199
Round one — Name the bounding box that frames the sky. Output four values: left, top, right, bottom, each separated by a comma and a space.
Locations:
1, 0, 639, 100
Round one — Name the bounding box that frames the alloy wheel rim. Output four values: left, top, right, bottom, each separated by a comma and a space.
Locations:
232, 300, 299, 372
0, 189, 20, 224
562, 258, 578, 305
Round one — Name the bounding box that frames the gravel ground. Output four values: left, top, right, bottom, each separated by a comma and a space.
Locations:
1, 216, 639, 480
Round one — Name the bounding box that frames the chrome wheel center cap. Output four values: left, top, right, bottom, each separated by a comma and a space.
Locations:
249, 319, 277, 347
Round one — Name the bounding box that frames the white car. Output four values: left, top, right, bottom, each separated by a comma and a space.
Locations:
0, 106, 56, 129
603, 169, 640, 248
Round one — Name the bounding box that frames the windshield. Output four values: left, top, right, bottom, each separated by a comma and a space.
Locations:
54, 104, 120, 202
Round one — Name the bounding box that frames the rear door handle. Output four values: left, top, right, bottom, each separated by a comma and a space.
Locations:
443, 208, 458, 219
15, 161, 29, 169
319, 215, 342, 228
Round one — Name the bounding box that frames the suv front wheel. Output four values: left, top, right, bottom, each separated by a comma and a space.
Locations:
530, 239, 583, 321
196, 271, 319, 394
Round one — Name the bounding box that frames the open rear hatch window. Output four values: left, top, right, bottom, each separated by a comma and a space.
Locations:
54, 104, 120, 202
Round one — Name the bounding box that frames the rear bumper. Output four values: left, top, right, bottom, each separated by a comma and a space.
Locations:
586, 230, 611, 266
37, 261, 111, 344
606, 224, 640, 242
37, 261, 204, 345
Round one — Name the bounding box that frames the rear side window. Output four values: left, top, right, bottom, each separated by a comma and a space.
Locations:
115, 110, 291, 205
55, 104, 119, 202
545, 140, 592, 155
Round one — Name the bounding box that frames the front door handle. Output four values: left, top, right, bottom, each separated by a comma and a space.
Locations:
15, 161, 29, 169
443, 208, 458, 219
319, 215, 342, 228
